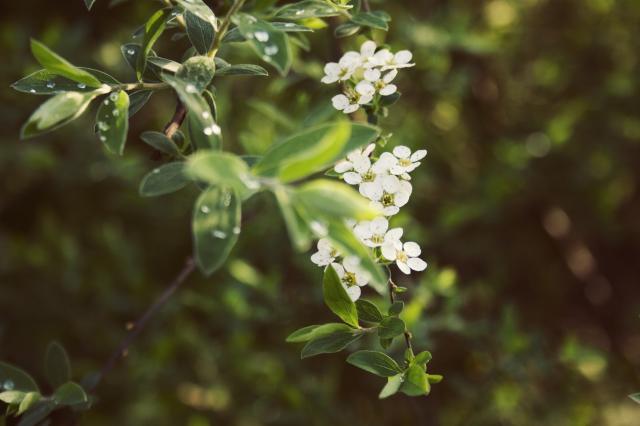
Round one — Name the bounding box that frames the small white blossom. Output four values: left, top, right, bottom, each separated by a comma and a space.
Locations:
381, 239, 427, 275
310, 238, 338, 266
373, 49, 415, 71
331, 89, 373, 114
364, 68, 398, 97
334, 144, 375, 184
390, 146, 427, 175
359, 40, 378, 68
321, 52, 361, 84
332, 257, 370, 301
368, 175, 412, 216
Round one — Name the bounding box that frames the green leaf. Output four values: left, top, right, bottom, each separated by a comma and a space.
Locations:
301, 329, 363, 358
140, 131, 181, 156
84, 0, 97, 10
20, 90, 102, 139
335, 22, 361, 38
322, 220, 387, 294
17, 392, 41, 416
379, 374, 403, 399
0, 363, 39, 393
176, 56, 216, 93
427, 374, 443, 384
350, 11, 390, 30
44, 342, 71, 389
253, 121, 380, 182
378, 317, 405, 339
356, 300, 384, 323
184, 9, 215, 55
231, 13, 292, 76
286, 323, 352, 343
137, 9, 170, 81
193, 186, 241, 275
12, 68, 119, 95
176, 0, 217, 31
294, 179, 380, 222
128, 90, 154, 117
53, 382, 88, 406
162, 73, 222, 149
275, 0, 341, 19
139, 162, 189, 197
400, 364, 430, 396
186, 151, 257, 199
215, 64, 268, 77
30, 40, 102, 88
347, 351, 402, 377
147, 56, 181, 74
0, 390, 26, 404
388, 301, 404, 316
223, 22, 311, 43
323, 265, 359, 328
273, 186, 312, 252
96, 90, 130, 155
15, 401, 55, 426
414, 351, 433, 365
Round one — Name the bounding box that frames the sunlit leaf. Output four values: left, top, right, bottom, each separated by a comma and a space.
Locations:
30, 39, 102, 88
139, 162, 189, 197
96, 90, 129, 155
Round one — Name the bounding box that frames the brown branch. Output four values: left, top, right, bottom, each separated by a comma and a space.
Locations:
88, 257, 196, 392
163, 98, 187, 139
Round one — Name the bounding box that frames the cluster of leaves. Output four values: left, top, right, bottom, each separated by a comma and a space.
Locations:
287, 266, 440, 398
0, 343, 89, 425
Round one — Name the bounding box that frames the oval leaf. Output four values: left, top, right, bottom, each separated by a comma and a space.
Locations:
96, 90, 130, 155
139, 162, 189, 197
323, 265, 359, 328
53, 382, 88, 406
347, 350, 402, 377
300, 329, 362, 359
30, 39, 102, 88
378, 316, 406, 339
193, 186, 241, 275
44, 342, 71, 389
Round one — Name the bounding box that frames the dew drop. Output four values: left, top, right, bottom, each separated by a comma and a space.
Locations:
2, 380, 14, 390
212, 230, 227, 239
265, 45, 279, 56
112, 109, 120, 117
233, 226, 241, 235
109, 92, 119, 102
203, 127, 213, 136
254, 31, 269, 42
153, 169, 161, 174
77, 83, 87, 89
200, 205, 211, 214
222, 191, 232, 207
201, 111, 210, 119
186, 84, 197, 93
127, 48, 135, 56
29, 89, 36, 93
285, 23, 295, 28
103, 99, 109, 105
210, 124, 221, 135
46, 81, 56, 89
97, 121, 110, 131
99, 136, 107, 142
295, 9, 305, 16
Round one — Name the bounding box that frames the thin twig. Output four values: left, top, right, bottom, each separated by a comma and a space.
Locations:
88, 257, 196, 392
362, 0, 371, 12
208, 0, 248, 57
164, 98, 188, 139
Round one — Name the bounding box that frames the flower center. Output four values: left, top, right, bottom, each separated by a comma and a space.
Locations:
399, 158, 412, 167
374, 80, 385, 90
382, 192, 395, 207
342, 272, 357, 287
362, 170, 375, 182
397, 250, 408, 263
371, 234, 385, 245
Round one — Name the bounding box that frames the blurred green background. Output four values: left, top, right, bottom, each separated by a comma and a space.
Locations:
2, 0, 640, 424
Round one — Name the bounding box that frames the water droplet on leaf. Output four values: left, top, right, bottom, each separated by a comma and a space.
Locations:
3, 380, 15, 390
212, 230, 227, 239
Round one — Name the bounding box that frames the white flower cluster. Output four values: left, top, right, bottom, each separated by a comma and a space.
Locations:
322, 40, 415, 114
310, 143, 428, 301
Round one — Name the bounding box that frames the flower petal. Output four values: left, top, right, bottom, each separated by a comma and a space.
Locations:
371, 217, 389, 234
379, 84, 397, 96
403, 241, 421, 257
332, 94, 349, 110
345, 285, 361, 302
331, 262, 345, 277
397, 261, 411, 274
343, 172, 362, 185
381, 242, 397, 260
411, 149, 428, 162
407, 257, 428, 271
334, 160, 353, 173
394, 50, 413, 64
360, 40, 377, 57
393, 145, 411, 159
383, 69, 398, 83
385, 227, 403, 242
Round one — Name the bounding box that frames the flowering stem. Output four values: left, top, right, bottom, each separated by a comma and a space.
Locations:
208, 0, 248, 57
388, 273, 414, 355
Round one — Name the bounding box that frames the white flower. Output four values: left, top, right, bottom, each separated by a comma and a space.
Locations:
369, 175, 412, 216
334, 143, 375, 184
310, 238, 338, 266
373, 49, 415, 71
359, 40, 379, 68
321, 52, 361, 84
364, 68, 398, 97
354, 217, 405, 250
390, 146, 427, 175
331, 88, 373, 114
331, 257, 370, 301
381, 240, 427, 275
